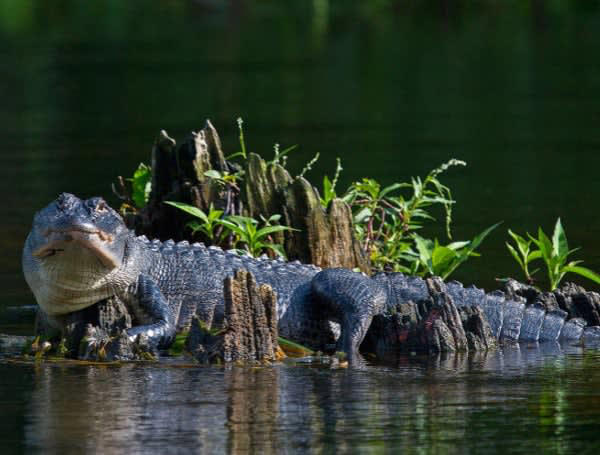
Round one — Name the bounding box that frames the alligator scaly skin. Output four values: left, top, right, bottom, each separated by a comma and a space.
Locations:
373, 272, 600, 346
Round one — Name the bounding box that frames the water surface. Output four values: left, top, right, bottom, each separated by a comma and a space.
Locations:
3, 344, 600, 453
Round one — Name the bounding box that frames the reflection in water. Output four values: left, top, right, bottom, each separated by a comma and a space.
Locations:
226, 367, 279, 453
7, 343, 600, 453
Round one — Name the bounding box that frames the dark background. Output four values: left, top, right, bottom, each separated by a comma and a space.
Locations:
3, 0, 600, 311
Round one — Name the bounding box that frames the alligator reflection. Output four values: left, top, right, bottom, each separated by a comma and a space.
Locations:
20, 343, 600, 452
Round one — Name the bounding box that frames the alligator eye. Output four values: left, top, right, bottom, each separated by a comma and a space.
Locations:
96, 200, 107, 212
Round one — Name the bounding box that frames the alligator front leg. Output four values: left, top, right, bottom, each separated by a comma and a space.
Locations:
311, 268, 387, 359
126, 274, 176, 349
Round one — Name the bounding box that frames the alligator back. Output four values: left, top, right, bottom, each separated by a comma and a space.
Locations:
129, 236, 321, 330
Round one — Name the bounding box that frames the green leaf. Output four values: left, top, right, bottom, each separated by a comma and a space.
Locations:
431, 246, 457, 276
439, 222, 500, 280
466, 222, 502, 254
447, 241, 470, 250
508, 229, 530, 259
379, 183, 405, 198
563, 265, 600, 285
413, 235, 434, 275
164, 201, 209, 224
527, 250, 542, 262
552, 218, 569, 260
130, 163, 152, 208
204, 170, 223, 180
207, 209, 224, 221
225, 151, 245, 160
263, 243, 287, 258
506, 242, 525, 269
227, 215, 258, 226
279, 144, 298, 156
354, 207, 372, 224
218, 219, 247, 238
323, 175, 333, 199
532, 228, 553, 263
256, 225, 295, 238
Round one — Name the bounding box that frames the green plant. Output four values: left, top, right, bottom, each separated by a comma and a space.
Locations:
411, 222, 501, 280
320, 158, 343, 208
164, 201, 224, 243
341, 159, 487, 278
219, 214, 296, 258
165, 201, 294, 258
267, 142, 298, 167
203, 169, 242, 187
129, 163, 152, 209
510, 219, 600, 290
392, 158, 466, 239
297, 152, 320, 178
226, 117, 248, 161
505, 229, 541, 284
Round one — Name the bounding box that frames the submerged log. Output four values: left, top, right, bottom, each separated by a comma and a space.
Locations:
120, 120, 368, 272
186, 269, 280, 364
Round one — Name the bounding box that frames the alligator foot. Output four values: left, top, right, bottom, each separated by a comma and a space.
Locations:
311, 268, 387, 360
126, 274, 177, 349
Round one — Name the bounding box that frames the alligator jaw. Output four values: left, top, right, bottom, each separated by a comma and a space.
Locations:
32, 228, 120, 269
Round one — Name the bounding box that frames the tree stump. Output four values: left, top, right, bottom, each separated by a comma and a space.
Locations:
363, 277, 495, 355
120, 120, 368, 272
186, 269, 281, 364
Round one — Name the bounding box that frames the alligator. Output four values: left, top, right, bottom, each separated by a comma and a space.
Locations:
22, 193, 600, 359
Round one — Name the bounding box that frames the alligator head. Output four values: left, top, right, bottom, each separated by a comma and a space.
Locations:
22, 193, 132, 315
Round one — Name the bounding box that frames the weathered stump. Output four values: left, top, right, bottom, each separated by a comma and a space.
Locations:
33, 297, 154, 361
119, 120, 368, 272
126, 121, 236, 241
364, 277, 495, 355
186, 269, 280, 364
242, 153, 368, 271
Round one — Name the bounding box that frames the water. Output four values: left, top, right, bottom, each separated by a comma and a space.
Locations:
3, 1, 600, 452
2, 344, 600, 453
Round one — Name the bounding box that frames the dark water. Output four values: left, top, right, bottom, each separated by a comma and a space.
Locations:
3, 1, 600, 452
3, 344, 600, 453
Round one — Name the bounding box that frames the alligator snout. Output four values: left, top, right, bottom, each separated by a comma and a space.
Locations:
32, 228, 120, 269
